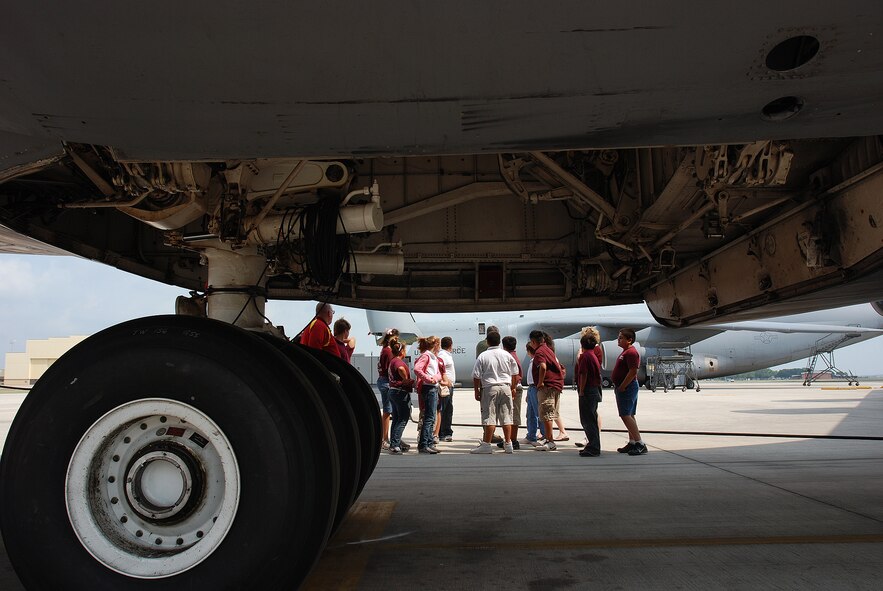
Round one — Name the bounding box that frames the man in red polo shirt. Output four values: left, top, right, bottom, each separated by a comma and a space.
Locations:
302, 302, 342, 358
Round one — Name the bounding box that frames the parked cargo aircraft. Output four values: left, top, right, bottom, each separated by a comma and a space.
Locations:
367, 302, 883, 389
2, 4, 883, 590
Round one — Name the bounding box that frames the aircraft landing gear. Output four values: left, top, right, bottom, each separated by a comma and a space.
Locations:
0, 315, 376, 589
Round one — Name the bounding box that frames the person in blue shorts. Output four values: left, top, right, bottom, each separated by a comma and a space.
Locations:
611, 328, 647, 455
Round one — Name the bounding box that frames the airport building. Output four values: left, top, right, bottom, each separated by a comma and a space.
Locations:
2, 335, 377, 388
2, 336, 87, 387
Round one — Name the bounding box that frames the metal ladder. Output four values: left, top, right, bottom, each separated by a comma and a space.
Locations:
646, 341, 700, 392
802, 333, 860, 386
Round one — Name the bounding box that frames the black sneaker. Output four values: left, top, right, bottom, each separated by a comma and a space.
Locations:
617, 442, 635, 454
496, 440, 505, 448
579, 449, 600, 457
512, 440, 520, 450
628, 443, 648, 456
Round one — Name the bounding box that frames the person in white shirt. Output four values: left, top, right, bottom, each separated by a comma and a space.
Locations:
470, 332, 520, 454
436, 336, 456, 442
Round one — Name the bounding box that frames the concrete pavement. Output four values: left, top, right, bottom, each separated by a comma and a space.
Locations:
2, 382, 882, 589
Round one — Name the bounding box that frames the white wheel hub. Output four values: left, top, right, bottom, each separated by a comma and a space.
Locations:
66, 399, 240, 578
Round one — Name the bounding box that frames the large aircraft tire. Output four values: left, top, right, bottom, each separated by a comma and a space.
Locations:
0, 316, 338, 590
298, 346, 381, 495
258, 335, 361, 535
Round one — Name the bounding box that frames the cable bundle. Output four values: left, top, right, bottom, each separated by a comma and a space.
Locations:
273, 193, 354, 296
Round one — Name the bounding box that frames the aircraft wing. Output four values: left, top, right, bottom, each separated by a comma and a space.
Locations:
512, 316, 657, 340
0, 223, 70, 256
701, 321, 883, 335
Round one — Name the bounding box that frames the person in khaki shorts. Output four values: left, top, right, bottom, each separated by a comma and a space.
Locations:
470, 331, 520, 454
529, 330, 564, 451
500, 336, 523, 450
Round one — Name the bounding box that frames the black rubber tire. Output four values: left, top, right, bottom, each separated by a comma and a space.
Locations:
296, 346, 380, 496
601, 377, 613, 389
257, 334, 361, 535
0, 316, 339, 590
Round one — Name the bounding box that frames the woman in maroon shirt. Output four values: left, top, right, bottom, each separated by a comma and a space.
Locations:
386, 338, 413, 454
377, 328, 399, 449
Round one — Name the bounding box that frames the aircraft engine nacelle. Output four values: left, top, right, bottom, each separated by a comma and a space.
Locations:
600, 340, 644, 371
600, 340, 646, 384
553, 338, 645, 386
551, 338, 579, 385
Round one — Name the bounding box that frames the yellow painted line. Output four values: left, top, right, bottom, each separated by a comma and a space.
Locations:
301, 501, 396, 591
380, 533, 883, 551
820, 386, 873, 390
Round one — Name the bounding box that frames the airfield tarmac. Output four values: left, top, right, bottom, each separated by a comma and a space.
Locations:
2, 381, 882, 590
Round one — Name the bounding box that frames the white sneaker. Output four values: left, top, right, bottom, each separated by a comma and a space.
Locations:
504, 441, 514, 454
470, 442, 493, 454
519, 438, 539, 447
537, 440, 557, 451
381, 440, 390, 450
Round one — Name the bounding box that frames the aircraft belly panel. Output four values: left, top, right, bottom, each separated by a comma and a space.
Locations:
1, 4, 883, 161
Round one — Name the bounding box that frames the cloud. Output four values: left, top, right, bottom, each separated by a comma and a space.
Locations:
0, 257, 42, 297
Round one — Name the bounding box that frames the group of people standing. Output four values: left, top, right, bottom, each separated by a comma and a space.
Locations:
376, 331, 456, 454
373, 322, 648, 457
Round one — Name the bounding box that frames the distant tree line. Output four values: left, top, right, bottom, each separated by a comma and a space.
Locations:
728, 367, 804, 380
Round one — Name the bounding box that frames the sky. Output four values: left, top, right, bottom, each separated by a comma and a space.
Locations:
1, 254, 882, 376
